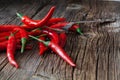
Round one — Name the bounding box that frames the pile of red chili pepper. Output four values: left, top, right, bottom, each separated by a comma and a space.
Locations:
0, 6, 83, 68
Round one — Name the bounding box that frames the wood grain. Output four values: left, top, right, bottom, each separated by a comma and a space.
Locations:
0, 0, 119, 80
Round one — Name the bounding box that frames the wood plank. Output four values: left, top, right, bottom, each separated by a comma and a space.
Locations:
0, 0, 120, 80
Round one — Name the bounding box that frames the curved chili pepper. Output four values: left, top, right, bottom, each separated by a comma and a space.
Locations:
41, 29, 59, 44
7, 33, 18, 68
59, 32, 67, 47
39, 36, 48, 55
17, 6, 55, 28
14, 27, 28, 53
27, 18, 66, 26
29, 35, 76, 67
50, 22, 82, 34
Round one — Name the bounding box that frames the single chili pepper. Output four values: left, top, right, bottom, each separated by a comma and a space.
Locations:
7, 33, 18, 68
59, 32, 67, 47
41, 29, 59, 44
14, 27, 28, 53
17, 6, 55, 28
39, 36, 48, 55
50, 22, 82, 34
27, 18, 66, 26
29, 35, 76, 67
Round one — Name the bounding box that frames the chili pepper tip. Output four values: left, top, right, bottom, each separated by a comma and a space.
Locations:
21, 38, 27, 53
76, 28, 83, 35
16, 12, 23, 19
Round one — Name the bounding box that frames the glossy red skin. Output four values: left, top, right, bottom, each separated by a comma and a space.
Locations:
42, 29, 59, 44
39, 36, 47, 55
50, 22, 79, 31
0, 25, 18, 32
14, 27, 28, 39
59, 32, 67, 47
0, 32, 10, 37
21, 6, 55, 28
48, 41, 76, 67
7, 34, 18, 68
0, 37, 8, 42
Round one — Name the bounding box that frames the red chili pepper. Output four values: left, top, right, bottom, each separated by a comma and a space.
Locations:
39, 36, 48, 55
42, 29, 59, 44
14, 27, 28, 53
7, 33, 18, 68
50, 22, 82, 34
59, 32, 67, 47
17, 6, 55, 28
29, 35, 76, 67
0, 25, 17, 32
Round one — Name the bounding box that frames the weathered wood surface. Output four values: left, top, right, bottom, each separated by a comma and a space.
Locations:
0, 0, 120, 80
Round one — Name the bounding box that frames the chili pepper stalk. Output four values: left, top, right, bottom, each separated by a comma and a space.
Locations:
29, 35, 76, 67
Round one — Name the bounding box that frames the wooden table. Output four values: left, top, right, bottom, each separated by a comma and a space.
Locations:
0, 0, 120, 80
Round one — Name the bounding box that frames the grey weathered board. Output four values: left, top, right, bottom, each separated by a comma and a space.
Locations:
0, 0, 120, 80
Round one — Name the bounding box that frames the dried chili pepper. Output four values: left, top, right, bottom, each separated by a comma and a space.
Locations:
14, 27, 28, 53
17, 6, 55, 28
7, 33, 18, 68
29, 35, 76, 67
50, 22, 82, 34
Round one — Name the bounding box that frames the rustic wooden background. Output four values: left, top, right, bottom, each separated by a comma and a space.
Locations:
0, 0, 120, 80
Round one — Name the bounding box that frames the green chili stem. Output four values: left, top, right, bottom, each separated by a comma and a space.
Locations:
16, 12, 23, 19
28, 35, 49, 46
